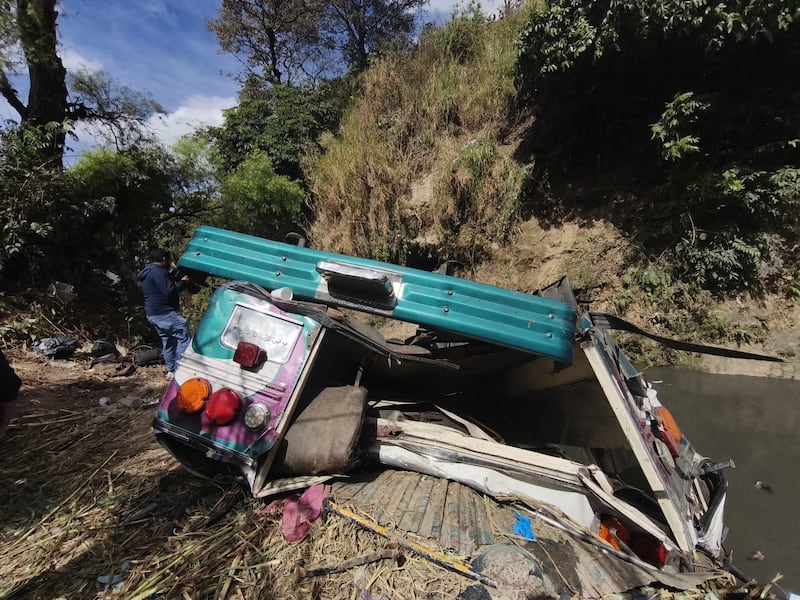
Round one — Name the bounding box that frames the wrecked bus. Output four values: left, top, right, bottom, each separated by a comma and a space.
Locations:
153, 225, 757, 587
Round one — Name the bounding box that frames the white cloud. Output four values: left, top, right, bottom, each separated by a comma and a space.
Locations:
423, 0, 504, 17
63, 95, 237, 164
425, 0, 462, 14
60, 48, 103, 74
146, 94, 237, 146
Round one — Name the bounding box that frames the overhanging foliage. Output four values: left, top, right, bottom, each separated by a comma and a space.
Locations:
515, 0, 800, 293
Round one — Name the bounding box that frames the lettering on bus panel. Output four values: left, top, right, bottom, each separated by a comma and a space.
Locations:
221, 304, 303, 364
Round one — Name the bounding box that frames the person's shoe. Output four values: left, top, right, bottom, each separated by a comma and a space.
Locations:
165, 372, 174, 381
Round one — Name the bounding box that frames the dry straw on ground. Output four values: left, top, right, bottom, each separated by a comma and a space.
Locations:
0, 355, 471, 600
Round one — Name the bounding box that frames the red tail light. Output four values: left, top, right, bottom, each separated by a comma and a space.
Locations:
600, 516, 667, 567
205, 388, 241, 425
233, 341, 267, 368
630, 534, 668, 567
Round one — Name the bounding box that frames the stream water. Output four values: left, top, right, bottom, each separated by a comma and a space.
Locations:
647, 368, 800, 594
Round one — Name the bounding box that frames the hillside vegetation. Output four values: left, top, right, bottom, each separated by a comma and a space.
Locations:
305, 0, 800, 370
1, 0, 798, 372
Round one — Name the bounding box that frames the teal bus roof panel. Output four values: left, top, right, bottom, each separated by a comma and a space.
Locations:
179, 226, 577, 363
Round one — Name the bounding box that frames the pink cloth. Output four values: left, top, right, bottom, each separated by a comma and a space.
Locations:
280, 483, 332, 542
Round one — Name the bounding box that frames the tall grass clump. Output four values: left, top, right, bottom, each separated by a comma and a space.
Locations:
304, 122, 412, 260
305, 1, 533, 263
431, 137, 529, 263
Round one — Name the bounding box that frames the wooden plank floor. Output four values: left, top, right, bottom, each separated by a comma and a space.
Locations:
332, 469, 496, 556
331, 469, 708, 596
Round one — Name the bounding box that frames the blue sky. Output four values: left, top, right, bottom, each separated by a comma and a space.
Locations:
0, 0, 494, 157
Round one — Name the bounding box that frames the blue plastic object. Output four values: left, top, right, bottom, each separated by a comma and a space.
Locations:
513, 512, 537, 541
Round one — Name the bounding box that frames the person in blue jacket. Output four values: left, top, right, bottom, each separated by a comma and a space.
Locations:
138, 249, 191, 380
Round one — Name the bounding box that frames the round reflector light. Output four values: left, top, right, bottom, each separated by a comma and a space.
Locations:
205, 388, 241, 426
243, 403, 271, 431
176, 377, 211, 413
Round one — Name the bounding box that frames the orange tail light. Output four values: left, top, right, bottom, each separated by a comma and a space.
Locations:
176, 377, 212, 413
654, 406, 684, 457
599, 516, 630, 551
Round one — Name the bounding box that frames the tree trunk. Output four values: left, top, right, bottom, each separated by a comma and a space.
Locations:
16, 0, 68, 167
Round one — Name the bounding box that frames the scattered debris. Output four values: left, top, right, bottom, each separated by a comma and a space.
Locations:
269, 483, 330, 542
46, 281, 77, 305
748, 550, 765, 561
96, 561, 130, 593
754, 480, 773, 493
31, 336, 79, 358
90, 340, 121, 359
512, 512, 537, 541
298, 543, 401, 578
92, 361, 137, 377
119, 395, 143, 408
130, 346, 163, 366
457, 584, 492, 600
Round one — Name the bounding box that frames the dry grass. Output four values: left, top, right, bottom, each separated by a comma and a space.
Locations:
304, 7, 527, 265
430, 137, 528, 263
0, 352, 472, 600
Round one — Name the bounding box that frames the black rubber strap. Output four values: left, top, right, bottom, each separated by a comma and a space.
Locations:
588, 312, 784, 363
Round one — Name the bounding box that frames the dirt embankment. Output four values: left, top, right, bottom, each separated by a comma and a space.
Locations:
399, 123, 799, 381
468, 216, 800, 380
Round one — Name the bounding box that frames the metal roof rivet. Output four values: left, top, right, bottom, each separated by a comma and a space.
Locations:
443, 307, 450, 313
548, 313, 555, 319
447, 290, 453, 296
281, 256, 287, 261
275, 271, 281, 277
546, 332, 553, 338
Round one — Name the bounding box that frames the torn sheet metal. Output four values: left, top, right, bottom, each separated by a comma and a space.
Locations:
367, 441, 597, 530
366, 416, 675, 541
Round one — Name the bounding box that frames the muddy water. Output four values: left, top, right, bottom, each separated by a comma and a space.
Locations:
647, 368, 800, 594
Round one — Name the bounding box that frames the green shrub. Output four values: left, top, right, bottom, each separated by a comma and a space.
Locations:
432, 2, 488, 63
216, 151, 305, 240
0, 124, 69, 282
